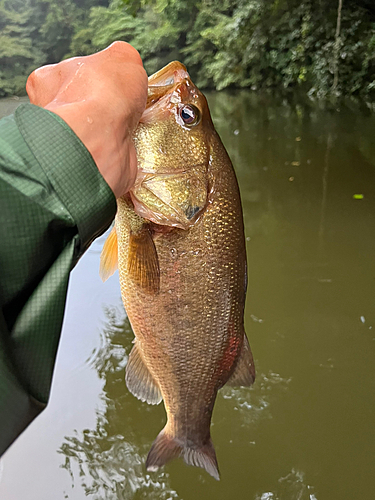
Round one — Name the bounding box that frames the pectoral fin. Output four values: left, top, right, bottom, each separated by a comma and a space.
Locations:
226, 334, 255, 387
125, 341, 162, 405
99, 226, 118, 282
127, 225, 160, 294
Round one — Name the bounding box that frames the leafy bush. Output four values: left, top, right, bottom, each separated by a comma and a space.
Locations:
1, 0, 374, 101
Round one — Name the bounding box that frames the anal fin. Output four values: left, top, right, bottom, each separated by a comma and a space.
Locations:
125, 341, 162, 405
226, 334, 255, 387
127, 225, 160, 294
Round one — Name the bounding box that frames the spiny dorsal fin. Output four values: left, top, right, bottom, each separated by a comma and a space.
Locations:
226, 334, 255, 387
99, 226, 118, 282
125, 341, 162, 405
127, 225, 160, 294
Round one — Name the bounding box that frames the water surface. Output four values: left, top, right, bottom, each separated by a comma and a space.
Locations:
0, 93, 374, 500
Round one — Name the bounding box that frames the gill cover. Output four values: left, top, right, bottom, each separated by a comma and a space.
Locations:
130, 62, 213, 230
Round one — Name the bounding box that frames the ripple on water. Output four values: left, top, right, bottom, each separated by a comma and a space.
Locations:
255, 469, 318, 500
59, 432, 180, 500
85, 306, 129, 378
220, 370, 292, 424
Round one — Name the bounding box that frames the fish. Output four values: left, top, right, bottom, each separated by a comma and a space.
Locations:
100, 61, 255, 480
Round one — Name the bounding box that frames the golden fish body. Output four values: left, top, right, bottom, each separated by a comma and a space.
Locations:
100, 62, 255, 480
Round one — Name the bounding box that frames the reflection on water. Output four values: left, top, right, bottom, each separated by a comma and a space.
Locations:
1, 92, 375, 500
59, 307, 180, 499
85, 306, 129, 377
60, 434, 179, 500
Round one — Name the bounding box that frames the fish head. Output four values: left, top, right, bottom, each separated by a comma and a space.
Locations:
131, 62, 214, 230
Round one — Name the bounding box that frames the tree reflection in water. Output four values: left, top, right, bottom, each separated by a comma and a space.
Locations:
58, 306, 179, 499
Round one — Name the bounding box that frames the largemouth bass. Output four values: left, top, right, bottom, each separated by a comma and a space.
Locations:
100, 62, 255, 480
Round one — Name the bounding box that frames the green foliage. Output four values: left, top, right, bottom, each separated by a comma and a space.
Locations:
0, 0, 374, 101
0, 0, 42, 96
0, 0, 106, 96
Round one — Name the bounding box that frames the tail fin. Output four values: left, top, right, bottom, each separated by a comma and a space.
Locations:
145, 429, 181, 472
146, 428, 220, 480
182, 440, 220, 480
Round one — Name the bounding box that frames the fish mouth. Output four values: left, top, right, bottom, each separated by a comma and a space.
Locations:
145, 62, 189, 109
141, 62, 201, 124
148, 61, 189, 87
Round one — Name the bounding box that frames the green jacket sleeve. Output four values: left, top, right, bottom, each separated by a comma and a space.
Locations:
0, 103, 117, 455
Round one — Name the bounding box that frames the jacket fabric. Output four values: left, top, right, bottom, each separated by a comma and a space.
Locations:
0, 104, 116, 455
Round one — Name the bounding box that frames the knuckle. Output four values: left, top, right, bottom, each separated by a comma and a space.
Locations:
106, 41, 143, 66
25, 63, 61, 104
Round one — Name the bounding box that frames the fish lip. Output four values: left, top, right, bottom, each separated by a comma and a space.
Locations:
148, 61, 189, 86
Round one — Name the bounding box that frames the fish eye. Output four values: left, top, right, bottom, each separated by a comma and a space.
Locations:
179, 105, 200, 126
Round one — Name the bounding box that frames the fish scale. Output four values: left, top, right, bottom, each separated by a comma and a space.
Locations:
100, 62, 255, 480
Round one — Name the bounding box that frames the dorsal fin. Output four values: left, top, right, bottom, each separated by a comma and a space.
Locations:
99, 226, 118, 282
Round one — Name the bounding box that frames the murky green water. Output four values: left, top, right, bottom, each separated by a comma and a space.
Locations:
0, 93, 374, 500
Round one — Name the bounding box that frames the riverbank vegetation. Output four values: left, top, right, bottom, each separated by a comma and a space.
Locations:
1, 0, 374, 100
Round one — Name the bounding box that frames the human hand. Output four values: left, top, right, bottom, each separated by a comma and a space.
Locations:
26, 42, 148, 198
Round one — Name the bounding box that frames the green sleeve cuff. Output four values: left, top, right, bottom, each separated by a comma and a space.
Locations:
14, 103, 116, 254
